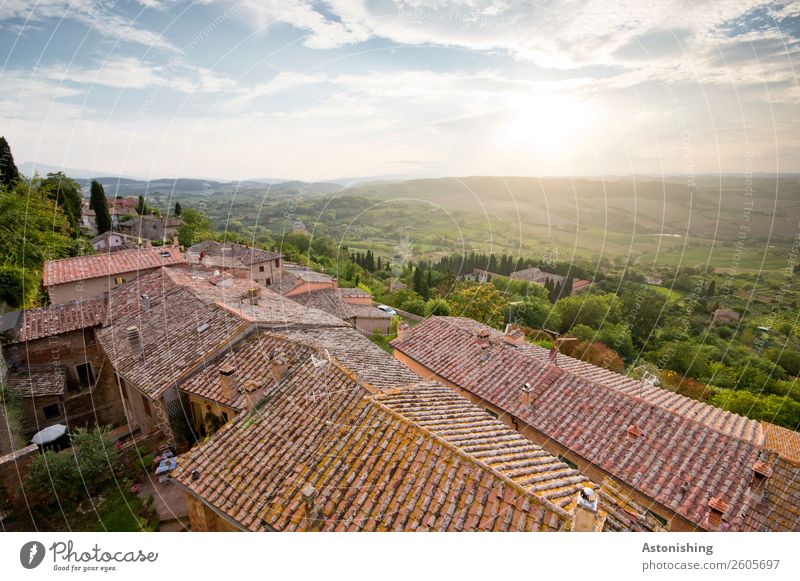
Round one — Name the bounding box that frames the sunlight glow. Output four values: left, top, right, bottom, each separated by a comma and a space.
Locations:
497, 95, 595, 157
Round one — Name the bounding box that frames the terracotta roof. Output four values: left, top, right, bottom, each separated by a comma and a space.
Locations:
98, 273, 249, 399
43, 247, 184, 287
10, 297, 106, 343
337, 287, 371, 298
520, 344, 761, 443
172, 358, 572, 531
98, 268, 350, 399
446, 318, 762, 443
267, 264, 335, 295
763, 422, 800, 465
372, 382, 661, 531
188, 241, 281, 266
736, 450, 800, 531
283, 327, 421, 391
7, 368, 66, 397
178, 332, 316, 410
391, 317, 770, 530
346, 303, 392, 319
288, 288, 353, 321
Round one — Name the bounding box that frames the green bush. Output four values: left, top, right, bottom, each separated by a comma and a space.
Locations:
26, 426, 119, 503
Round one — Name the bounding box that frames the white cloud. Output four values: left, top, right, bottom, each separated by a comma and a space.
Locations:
0, 0, 175, 50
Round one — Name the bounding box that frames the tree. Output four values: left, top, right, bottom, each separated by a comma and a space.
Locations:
447, 282, 506, 328
174, 202, 182, 217
0, 178, 73, 306
177, 208, 213, 247
0, 265, 39, 308
511, 296, 559, 330
553, 293, 622, 333
135, 195, 146, 215
25, 426, 119, 504
89, 180, 112, 234
424, 298, 451, 317
706, 279, 716, 296
283, 231, 310, 253
0, 136, 20, 189
41, 172, 82, 235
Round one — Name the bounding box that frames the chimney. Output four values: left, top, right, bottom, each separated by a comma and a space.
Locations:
301, 484, 320, 530
521, 382, 534, 406
396, 322, 409, 341
707, 497, 728, 529
126, 326, 144, 360
503, 327, 525, 347
270, 352, 289, 382
241, 379, 265, 411
247, 287, 260, 306
751, 461, 773, 494
140, 294, 150, 311
570, 487, 598, 532
218, 362, 238, 400
627, 424, 642, 438
331, 277, 338, 289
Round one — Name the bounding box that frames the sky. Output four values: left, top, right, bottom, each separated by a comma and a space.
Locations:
1, 0, 799, 181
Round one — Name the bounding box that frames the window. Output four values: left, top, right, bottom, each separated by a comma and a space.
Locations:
43, 404, 61, 421
275, 258, 280, 267
142, 395, 152, 417
558, 455, 578, 470
265, 278, 271, 285
114, 276, 125, 284
75, 362, 95, 387
259, 265, 265, 272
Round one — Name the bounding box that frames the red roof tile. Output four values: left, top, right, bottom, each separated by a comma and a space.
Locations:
391, 317, 774, 530
43, 247, 184, 287
11, 297, 106, 343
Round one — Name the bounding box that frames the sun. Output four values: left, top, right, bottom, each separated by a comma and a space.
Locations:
497, 94, 595, 157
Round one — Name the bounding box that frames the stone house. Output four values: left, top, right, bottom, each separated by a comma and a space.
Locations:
91, 231, 150, 253
0, 298, 125, 438
187, 241, 282, 287
43, 246, 185, 304
118, 215, 183, 242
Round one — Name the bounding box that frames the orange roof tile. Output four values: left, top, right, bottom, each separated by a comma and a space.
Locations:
43, 247, 184, 287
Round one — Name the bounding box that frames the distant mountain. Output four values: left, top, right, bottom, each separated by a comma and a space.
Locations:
66, 176, 344, 197
19, 161, 146, 180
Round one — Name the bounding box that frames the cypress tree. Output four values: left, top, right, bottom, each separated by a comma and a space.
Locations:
0, 136, 20, 189
136, 195, 146, 215
174, 202, 182, 217
90, 180, 112, 234
42, 172, 83, 236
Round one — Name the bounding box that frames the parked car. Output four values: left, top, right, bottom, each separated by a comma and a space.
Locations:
376, 304, 397, 317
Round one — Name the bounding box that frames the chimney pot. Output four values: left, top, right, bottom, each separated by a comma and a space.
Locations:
140, 294, 150, 310
521, 382, 534, 406
301, 484, 317, 511
570, 487, 598, 532
627, 424, 642, 438
396, 322, 409, 340
242, 379, 264, 411
707, 496, 728, 528
504, 327, 525, 346
247, 287, 260, 306
219, 362, 238, 400
126, 326, 144, 360
270, 352, 289, 382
